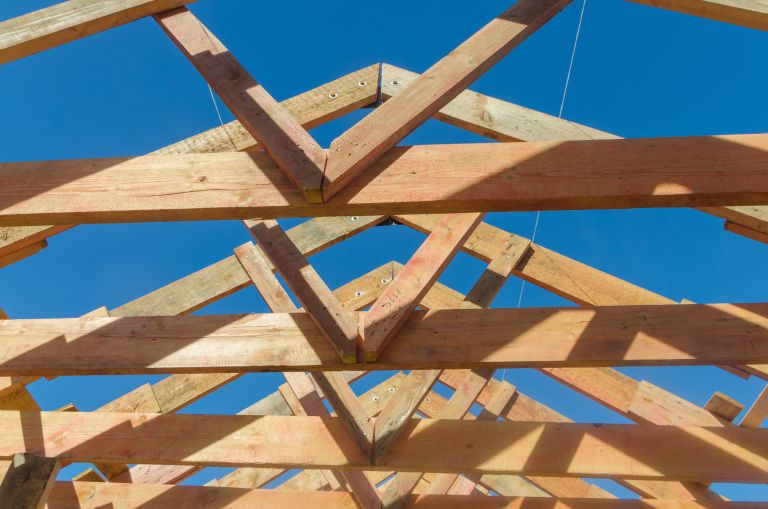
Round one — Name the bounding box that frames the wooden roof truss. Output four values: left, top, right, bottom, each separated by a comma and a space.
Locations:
0, 0, 767, 507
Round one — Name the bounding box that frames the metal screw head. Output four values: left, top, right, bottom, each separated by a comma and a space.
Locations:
390, 80, 400, 86
350, 215, 359, 221
373, 396, 379, 402
355, 290, 363, 297
358, 80, 368, 87
328, 92, 338, 99
425, 397, 430, 403
381, 278, 389, 284
388, 387, 396, 393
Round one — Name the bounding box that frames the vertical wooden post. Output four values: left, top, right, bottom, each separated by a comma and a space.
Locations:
0, 453, 60, 509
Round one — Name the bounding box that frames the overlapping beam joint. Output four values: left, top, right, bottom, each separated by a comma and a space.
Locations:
0, 0, 767, 507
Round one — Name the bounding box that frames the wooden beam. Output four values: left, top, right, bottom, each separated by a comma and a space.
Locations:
321, 0, 571, 199
283, 373, 380, 509
724, 220, 768, 244
244, 219, 359, 362
312, 372, 375, 458
705, 392, 744, 422
381, 64, 768, 249
3, 303, 768, 374
44, 483, 768, 509
2, 412, 768, 481
0, 240, 47, 268
155, 8, 327, 203
0, 0, 194, 65
627, 0, 768, 31
0, 64, 378, 264
373, 370, 442, 463
5, 135, 768, 225
702, 205, 768, 237
363, 213, 483, 360
0, 453, 59, 509
112, 215, 384, 317
742, 386, 768, 428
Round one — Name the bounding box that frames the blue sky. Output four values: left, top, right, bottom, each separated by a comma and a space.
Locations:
0, 0, 767, 497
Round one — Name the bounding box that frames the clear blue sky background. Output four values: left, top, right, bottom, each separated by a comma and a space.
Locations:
1, 0, 767, 497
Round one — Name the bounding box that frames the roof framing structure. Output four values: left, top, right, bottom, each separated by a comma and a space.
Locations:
0, 0, 766, 507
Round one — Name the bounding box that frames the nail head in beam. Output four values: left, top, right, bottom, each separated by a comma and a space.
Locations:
363, 212, 484, 361
372, 369, 442, 464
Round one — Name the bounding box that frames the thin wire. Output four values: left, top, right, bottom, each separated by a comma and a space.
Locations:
206, 83, 238, 151
505, 0, 588, 384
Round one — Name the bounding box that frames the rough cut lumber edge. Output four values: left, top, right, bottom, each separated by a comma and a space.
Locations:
0, 240, 47, 268
363, 212, 484, 360
626, 0, 768, 31
322, 0, 572, 200
381, 64, 768, 251
44, 484, 768, 509
0, 64, 379, 265
705, 392, 744, 422
0, 453, 59, 509
724, 221, 768, 244
0, 0, 195, 65
244, 219, 358, 362
741, 386, 768, 428
155, 7, 327, 203
3, 412, 768, 481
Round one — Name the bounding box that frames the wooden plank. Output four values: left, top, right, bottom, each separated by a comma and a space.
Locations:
155, 8, 327, 203
705, 392, 745, 422
373, 370, 442, 463
5, 135, 768, 225
0, 453, 59, 509
312, 372, 375, 458
3, 303, 768, 374
44, 483, 768, 508
465, 236, 531, 307
234, 242, 296, 312
724, 220, 768, 244
363, 213, 483, 360
0, 65, 378, 264
742, 386, 768, 428
321, 0, 571, 199
0, 0, 193, 65
380, 63, 616, 143
627, 0, 768, 31
382, 65, 768, 252
2, 412, 767, 481
0, 240, 47, 268
244, 219, 358, 362
702, 205, 768, 236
